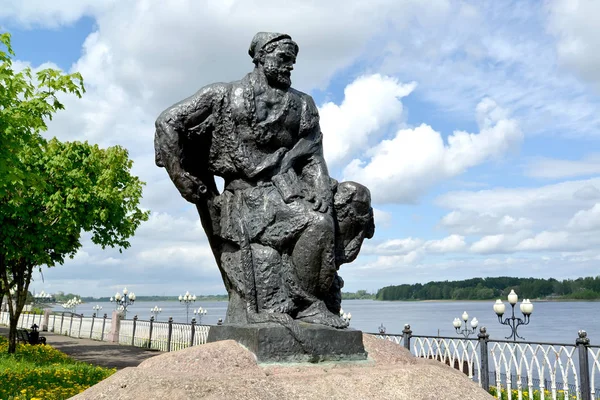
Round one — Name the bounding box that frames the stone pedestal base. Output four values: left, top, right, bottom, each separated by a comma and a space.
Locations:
206, 322, 367, 363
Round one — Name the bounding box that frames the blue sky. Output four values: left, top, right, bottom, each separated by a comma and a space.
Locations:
2, 0, 600, 298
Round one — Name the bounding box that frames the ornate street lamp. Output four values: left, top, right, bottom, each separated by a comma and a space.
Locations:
493, 289, 534, 341
151, 306, 162, 321
34, 290, 50, 305
179, 291, 196, 323
61, 297, 82, 314
193, 306, 207, 324
339, 308, 352, 325
92, 305, 102, 317
110, 287, 136, 318
452, 311, 478, 338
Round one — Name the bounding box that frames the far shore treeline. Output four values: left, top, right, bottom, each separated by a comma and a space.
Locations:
32, 276, 600, 304
376, 276, 600, 301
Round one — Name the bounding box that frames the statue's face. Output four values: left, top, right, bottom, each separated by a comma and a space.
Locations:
262, 43, 297, 89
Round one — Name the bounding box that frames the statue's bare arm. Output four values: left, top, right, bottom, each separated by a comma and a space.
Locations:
154, 83, 228, 203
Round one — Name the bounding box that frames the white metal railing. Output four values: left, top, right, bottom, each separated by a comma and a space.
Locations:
0, 311, 44, 330
376, 334, 404, 346
591, 347, 600, 399
0, 311, 112, 342
119, 319, 134, 345
375, 330, 600, 400
132, 319, 150, 348
150, 320, 170, 351
0, 311, 8, 325
489, 341, 580, 400
171, 322, 191, 351
413, 336, 481, 384
108, 317, 211, 352
194, 325, 210, 346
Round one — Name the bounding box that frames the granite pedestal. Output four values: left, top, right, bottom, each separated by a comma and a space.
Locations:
206, 322, 368, 363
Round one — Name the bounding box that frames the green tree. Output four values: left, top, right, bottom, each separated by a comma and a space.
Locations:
0, 33, 149, 353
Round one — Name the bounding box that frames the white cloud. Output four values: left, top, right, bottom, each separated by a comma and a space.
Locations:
515, 231, 572, 252
573, 185, 600, 200
567, 203, 600, 231
376, 2, 600, 138
498, 215, 533, 231
466, 228, 600, 255
360, 252, 423, 271
423, 234, 466, 253
525, 154, 600, 179
343, 98, 522, 203
136, 244, 214, 269
319, 74, 416, 167
372, 208, 393, 229
364, 234, 466, 257
368, 238, 423, 255
546, 0, 600, 88
437, 179, 600, 255
440, 210, 533, 235
0, 1, 111, 28
470, 234, 509, 254
437, 178, 600, 228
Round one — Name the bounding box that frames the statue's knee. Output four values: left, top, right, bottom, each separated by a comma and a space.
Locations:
312, 212, 334, 233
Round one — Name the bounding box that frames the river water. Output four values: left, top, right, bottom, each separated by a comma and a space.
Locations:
52, 299, 600, 344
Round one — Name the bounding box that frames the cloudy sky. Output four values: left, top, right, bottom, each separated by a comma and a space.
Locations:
3, 0, 600, 298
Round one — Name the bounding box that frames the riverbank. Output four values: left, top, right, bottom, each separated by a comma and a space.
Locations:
382, 298, 600, 302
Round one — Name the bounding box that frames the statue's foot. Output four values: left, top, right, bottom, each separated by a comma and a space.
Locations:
270, 299, 295, 314
296, 301, 349, 329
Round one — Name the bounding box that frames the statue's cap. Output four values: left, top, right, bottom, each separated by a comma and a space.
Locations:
248, 32, 294, 58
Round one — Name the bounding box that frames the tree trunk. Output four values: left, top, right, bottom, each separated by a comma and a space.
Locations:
8, 315, 18, 353
0, 257, 32, 354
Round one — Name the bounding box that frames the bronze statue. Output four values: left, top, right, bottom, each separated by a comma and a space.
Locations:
155, 32, 374, 330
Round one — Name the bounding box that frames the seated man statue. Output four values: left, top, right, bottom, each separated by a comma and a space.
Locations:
155, 32, 374, 329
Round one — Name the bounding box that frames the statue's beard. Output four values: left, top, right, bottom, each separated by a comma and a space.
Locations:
264, 63, 292, 89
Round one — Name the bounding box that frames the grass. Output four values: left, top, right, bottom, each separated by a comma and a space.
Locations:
0, 336, 115, 400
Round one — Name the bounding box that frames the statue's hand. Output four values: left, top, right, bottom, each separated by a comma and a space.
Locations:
176, 171, 206, 204
302, 188, 332, 213
249, 148, 287, 178
315, 191, 333, 213
278, 152, 294, 175
272, 169, 301, 203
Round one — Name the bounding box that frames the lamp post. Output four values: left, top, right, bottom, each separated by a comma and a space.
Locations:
151, 306, 162, 321
193, 306, 207, 324
110, 287, 136, 318
92, 305, 102, 317
179, 291, 196, 323
62, 297, 82, 314
339, 308, 352, 325
493, 289, 534, 341
34, 290, 50, 305
452, 311, 478, 338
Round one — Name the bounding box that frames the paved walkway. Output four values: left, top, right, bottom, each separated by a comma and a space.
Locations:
0, 325, 161, 370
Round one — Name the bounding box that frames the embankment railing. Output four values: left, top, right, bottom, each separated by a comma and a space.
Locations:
0, 310, 210, 353
371, 324, 600, 400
